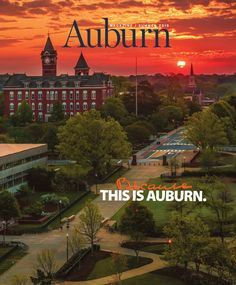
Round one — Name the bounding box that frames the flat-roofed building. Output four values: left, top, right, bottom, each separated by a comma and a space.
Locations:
0, 144, 47, 192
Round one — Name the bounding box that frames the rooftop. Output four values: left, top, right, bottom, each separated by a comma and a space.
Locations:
0, 144, 47, 158
3, 73, 111, 88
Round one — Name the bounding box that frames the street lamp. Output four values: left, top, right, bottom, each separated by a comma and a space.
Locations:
95, 173, 98, 195
58, 200, 62, 230
66, 218, 70, 232
2, 221, 6, 245
183, 156, 186, 172
66, 233, 69, 262
168, 239, 172, 250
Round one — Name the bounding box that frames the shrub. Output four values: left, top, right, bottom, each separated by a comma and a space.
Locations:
40, 194, 70, 207
24, 202, 43, 217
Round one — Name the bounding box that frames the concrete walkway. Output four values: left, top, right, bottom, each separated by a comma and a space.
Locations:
0, 164, 167, 284
58, 229, 167, 285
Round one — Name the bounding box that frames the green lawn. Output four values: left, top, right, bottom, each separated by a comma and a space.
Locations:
140, 244, 166, 255
103, 167, 129, 183
0, 246, 14, 258
112, 177, 236, 234
121, 271, 185, 285
88, 255, 151, 280
0, 248, 27, 275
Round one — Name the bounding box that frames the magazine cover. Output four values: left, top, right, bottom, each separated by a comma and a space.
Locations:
0, 1, 235, 284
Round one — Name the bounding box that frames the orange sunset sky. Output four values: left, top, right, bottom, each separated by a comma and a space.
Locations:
0, 0, 235, 76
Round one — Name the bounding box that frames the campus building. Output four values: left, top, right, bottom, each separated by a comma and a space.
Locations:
0, 144, 47, 193
185, 63, 215, 107
3, 36, 113, 122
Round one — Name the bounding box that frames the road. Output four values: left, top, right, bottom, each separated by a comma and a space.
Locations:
0, 163, 167, 284
138, 127, 196, 161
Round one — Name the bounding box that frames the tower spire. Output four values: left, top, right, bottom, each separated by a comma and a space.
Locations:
74, 52, 90, 75
190, 63, 194, 76
41, 35, 57, 76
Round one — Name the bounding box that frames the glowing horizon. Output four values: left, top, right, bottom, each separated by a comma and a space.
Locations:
0, 0, 235, 76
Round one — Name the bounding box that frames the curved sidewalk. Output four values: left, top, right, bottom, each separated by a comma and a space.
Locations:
59, 247, 166, 285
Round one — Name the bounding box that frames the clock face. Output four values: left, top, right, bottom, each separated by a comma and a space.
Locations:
44, 57, 50, 64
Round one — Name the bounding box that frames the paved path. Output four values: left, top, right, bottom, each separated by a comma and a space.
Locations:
0, 164, 167, 284
58, 229, 167, 285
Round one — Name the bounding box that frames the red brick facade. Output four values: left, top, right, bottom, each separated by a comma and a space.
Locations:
3, 36, 113, 122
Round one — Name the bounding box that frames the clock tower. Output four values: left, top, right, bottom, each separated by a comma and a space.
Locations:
41, 35, 57, 76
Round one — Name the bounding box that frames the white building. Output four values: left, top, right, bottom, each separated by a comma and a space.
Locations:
0, 144, 47, 192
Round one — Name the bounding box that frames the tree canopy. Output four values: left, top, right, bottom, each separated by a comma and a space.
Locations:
185, 110, 228, 150
0, 191, 21, 222
58, 111, 131, 175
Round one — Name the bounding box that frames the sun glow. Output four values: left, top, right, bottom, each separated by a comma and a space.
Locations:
177, 60, 186, 68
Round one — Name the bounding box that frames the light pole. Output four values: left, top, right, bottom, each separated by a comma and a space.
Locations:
183, 156, 186, 172
95, 173, 98, 195
168, 239, 172, 250
59, 200, 62, 230
2, 221, 6, 245
66, 233, 69, 262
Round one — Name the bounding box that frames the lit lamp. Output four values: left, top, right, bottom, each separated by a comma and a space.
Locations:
168, 239, 172, 250
59, 200, 62, 229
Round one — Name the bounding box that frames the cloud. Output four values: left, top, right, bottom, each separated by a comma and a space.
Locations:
0, 38, 22, 47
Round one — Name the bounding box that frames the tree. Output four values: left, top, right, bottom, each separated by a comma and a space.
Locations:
77, 202, 102, 251
169, 157, 180, 177
164, 215, 210, 273
58, 111, 131, 175
185, 110, 228, 150
202, 239, 236, 284
125, 123, 151, 145
120, 202, 155, 260
200, 148, 217, 171
68, 229, 85, 255
110, 254, 128, 282
100, 97, 128, 121
0, 191, 20, 227
0, 133, 15, 143
123, 81, 161, 115
204, 178, 234, 243
12, 101, 33, 126
50, 102, 64, 122
41, 125, 59, 153
27, 167, 54, 192
160, 105, 184, 126
53, 164, 90, 192
120, 202, 155, 236
34, 249, 57, 279
211, 100, 236, 123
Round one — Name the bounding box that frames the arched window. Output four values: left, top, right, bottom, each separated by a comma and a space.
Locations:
38, 102, 43, 111
70, 102, 73, 111
9, 103, 14, 110
76, 102, 80, 111
62, 102, 67, 110
91, 102, 96, 110
31, 103, 35, 111
83, 102, 88, 111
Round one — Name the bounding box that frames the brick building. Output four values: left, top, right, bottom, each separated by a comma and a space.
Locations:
3, 36, 113, 122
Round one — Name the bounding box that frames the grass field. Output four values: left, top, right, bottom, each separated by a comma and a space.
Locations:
122, 271, 185, 285
0, 248, 27, 275
88, 254, 152, 280
112, 177, 236, 234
